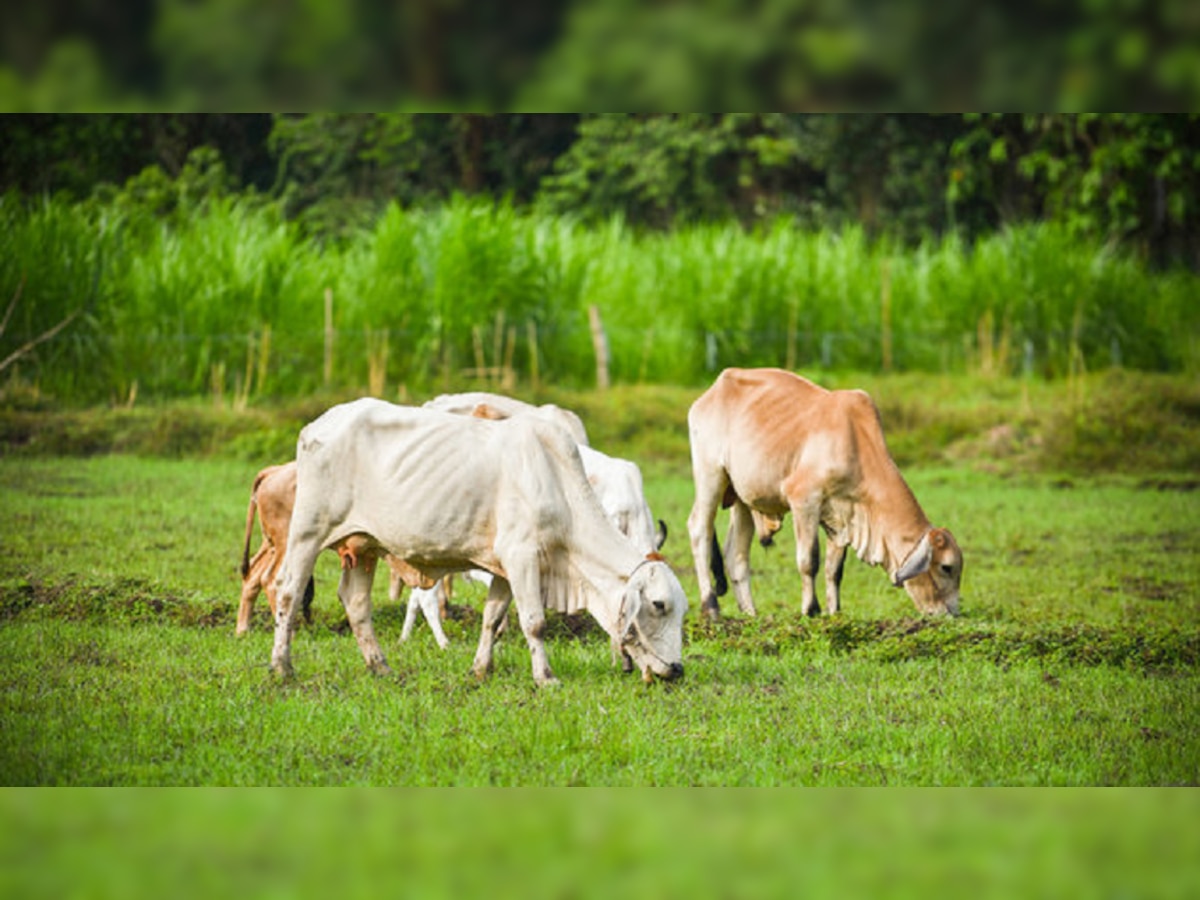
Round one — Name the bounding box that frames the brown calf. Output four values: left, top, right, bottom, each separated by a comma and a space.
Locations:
237, 462, 434, 636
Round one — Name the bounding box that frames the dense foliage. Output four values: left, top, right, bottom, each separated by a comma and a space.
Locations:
2, 115, 1198, 403
3, 191, 1197, 404
4, 114, 1198, 261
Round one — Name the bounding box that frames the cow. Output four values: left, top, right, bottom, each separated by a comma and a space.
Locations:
578, 444, 668, 556
687, 367, 963, 621
463, 398, 667, 672
237, 461, 440, 639
462, 398, 667, 554
269, 398, 687, 685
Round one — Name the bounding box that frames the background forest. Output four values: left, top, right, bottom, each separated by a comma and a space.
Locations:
2, 113, 1199, 402
3, 0, 1200, 111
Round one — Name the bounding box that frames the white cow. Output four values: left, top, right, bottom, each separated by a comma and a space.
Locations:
439, 393, 667, 555
398, 584, 450, 649
577, 444, 667, 556
271, 399, 687, 685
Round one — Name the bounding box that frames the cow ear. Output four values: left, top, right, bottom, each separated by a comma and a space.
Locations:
620, 585, 643, 640
930, 528, 949, 550
893, 533, 933, 586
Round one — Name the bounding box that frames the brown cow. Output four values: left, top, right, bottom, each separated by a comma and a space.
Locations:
687, 367, 963, 620
237, 462, 437, 637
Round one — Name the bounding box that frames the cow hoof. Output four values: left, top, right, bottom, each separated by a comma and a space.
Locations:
271, 660, 295, 679
367, 660, 393, 676
536, 676, 562, 688
701, 601, 721, 622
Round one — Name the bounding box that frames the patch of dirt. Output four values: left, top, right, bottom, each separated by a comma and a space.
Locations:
545, 611, 606, 641
1120, 576, 1184, 602
1136, 478, 1200, 492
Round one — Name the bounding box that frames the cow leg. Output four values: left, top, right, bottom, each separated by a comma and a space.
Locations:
421, 581, 451, 649
824, 540, 848, 615
472, 577, 513, 680
270, 541, 322, 677
788, 498, 823, 617
263, 545, 308, 633
513, 592, 558, 687
401, 584, 450, 650
336, 553, 390, 675
387, 564, 404, 603
399, 584, 418, 642
687, 465, 729, 620
725, 499, 759, 616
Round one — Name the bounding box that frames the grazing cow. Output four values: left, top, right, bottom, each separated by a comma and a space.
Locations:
464, 398, 667, 555
687, 367, 963, 620
237, 462, 439, 638
270, 399, 687, 685
465, 399, 665, 672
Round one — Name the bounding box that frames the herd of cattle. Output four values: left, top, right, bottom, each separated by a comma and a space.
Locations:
236, 367, 963, 685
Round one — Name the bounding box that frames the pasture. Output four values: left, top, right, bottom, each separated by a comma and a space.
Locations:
1, 376, 1197, 786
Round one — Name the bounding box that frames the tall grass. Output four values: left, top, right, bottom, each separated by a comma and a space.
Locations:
2, 193, 1196, 403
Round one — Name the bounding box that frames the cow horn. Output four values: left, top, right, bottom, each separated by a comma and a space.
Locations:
892, 532, 933, 586
654, 519, 668, 550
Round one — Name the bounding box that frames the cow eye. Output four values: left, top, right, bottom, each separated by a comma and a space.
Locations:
652, 600, 666, 614
940, 564, 955, 576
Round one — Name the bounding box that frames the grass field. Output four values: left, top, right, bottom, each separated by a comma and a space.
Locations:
1, 376, 1197, 787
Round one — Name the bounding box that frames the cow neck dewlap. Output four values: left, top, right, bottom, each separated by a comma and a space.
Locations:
848, 502, 884, 568
835, 489, 927, 573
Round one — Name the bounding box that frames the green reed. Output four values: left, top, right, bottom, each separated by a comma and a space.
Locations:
2, 194, 1196, 403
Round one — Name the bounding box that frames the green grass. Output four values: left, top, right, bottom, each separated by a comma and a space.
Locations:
3, 195, 1198, 404
1, 405, 1197, 784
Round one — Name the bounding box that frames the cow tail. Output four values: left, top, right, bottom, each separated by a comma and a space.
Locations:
301, 576, 315, 624
240, 479, 264, 578
710, 533, 728, 597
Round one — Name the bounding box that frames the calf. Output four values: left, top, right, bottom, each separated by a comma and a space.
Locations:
237, 462, 438, 637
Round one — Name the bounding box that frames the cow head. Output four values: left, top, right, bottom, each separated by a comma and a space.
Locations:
892, 527, 963, 615
619, 557, 688, 682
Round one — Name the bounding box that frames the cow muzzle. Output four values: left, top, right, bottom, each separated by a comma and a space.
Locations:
641, 660, 684, 683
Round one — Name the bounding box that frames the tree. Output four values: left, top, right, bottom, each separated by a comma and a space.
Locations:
0, 114, 273, 197
537, 114, 817, 228
536, 114, 966, 239
268, 113, 577, 240
949, 114, 1200, 268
